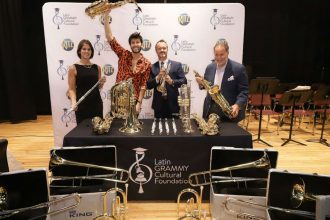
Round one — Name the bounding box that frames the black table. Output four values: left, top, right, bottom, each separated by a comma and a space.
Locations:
63, 119, 252, 201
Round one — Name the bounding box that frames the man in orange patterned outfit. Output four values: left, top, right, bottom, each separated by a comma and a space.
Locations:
103, 10, 151, 113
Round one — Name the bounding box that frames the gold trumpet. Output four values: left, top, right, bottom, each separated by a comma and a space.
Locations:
177, 186, 205, 220
94, 184, 128, 220
85, 0, 142, 19
192, 113, 219, 135
194, 70, 233, 118
156, 62, 172, 97
224, 196, 316, 219
188, 151, 271, 187
0, 186, 81, 220
49, 150, 130, 184
92, 114, 114, 134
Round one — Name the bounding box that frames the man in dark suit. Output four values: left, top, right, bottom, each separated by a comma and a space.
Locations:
196, 39, 248, 122
147, 40, 187, 118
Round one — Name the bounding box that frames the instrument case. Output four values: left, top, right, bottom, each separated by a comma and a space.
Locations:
0, 169, 49, 220
266, 169, 330, 220
49, 145, 118, 220
209, 147, 278, 220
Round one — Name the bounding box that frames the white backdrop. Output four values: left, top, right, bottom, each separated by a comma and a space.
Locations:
42, 3, 245, 146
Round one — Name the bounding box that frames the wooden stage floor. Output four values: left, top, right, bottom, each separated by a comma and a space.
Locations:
1, 115, 329, 219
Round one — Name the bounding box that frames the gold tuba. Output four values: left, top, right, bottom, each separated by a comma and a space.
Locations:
194, 70, 233, 118
85, 0, 141, 19
110, 78, 141, 133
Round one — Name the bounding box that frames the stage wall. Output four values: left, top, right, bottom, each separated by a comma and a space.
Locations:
42, 2, 245, 146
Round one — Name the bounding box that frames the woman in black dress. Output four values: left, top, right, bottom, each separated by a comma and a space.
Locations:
67, 39, 106, 124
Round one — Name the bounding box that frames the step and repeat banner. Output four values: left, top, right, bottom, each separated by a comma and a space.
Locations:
43, 3, 245, 146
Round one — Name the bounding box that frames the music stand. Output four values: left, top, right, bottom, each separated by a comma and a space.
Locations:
279, 89, 313, 146
249, 78, 279, 147
306, 85, 330, 147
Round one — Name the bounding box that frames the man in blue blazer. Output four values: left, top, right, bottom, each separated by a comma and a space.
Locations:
196, 39, 248, 122
147, 40, 187, 118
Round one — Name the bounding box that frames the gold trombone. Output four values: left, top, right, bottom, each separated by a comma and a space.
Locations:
0, 186, 81, 220
49, 150, 130, 184
177, 186, 205, 220
224, 195, 316, 219
94, 184, 128, 220
188, 151, 271, 187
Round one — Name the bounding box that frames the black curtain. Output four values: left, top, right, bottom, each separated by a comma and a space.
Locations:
1, 0, 330, 122
0, 0, 36, 122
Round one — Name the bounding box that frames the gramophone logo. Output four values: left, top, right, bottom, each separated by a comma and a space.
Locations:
141, 39, 152, 51
94, 35, 104, 56
62, 39, 74, 51
100, 89, 111, 100
144, 89, 153, 99
129, 148, 153, 194
53, 8, 63, 29
171, 35, 181, 55
102, 64, 114, 76
178, 13, 190, 26
61, 108, 72, 127
100, 14, 112, 25
57, 60, 67, 80
132, 9, 143, 30
181, 64, 190, 75
210, 9, 220, 30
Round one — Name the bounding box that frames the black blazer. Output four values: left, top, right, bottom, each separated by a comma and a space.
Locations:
147, 60, 187, 117
203, 59, 248, 122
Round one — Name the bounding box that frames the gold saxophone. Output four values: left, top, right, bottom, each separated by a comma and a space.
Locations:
194, 70, 233, 118
85, 0, 141, 19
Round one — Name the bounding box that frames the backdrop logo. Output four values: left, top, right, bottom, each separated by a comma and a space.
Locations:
62, 39, 74, 51
129, 147, 153, 194
61, 108, 73, 127
132, 9, 143, 30
141, 39, 152, 51
57, 60, 67, 80
144, 89, 153, 99
210, 9, 220, 30
171, 35, 181, 55
181, 64, 190, 75
100, 89, 111, 100
178, 13, 190, 26
94, 35, 104, 55
100, 14, 112, 25
53, 8, 63, 29
102, 64, 114, 76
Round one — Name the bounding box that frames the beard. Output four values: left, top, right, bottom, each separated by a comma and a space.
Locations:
131, 46, 142, 53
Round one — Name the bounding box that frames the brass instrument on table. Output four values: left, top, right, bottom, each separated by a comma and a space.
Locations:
94, 184, 128, 220
177, 186, 205, 220
49, 150, 130, 184
86, 0, 142, 19
188, 151, 271, 187
156, 62, 172, 97
92, 114, 114, 134
110, 78, 141, 133
224, 196, 316, 219
178, 80, 193, 133
192, 113, 219, 135
291, 178, 317, 209
194, 70, 233, 118
0, 186, 80, 220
